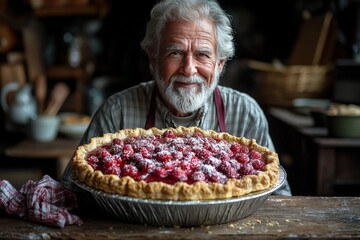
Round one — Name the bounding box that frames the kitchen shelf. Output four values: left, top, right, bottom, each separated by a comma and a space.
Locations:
28, 1, 110, 114
32, 1, 109, 18
46, 65, 86, 80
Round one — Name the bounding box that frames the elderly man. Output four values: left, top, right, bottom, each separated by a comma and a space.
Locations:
62, 0, 291, 196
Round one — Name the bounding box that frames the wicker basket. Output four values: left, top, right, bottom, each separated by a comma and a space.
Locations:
247, 60, 335, 107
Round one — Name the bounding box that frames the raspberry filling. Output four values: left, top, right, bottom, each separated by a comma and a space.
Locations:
86, 130, 266, 185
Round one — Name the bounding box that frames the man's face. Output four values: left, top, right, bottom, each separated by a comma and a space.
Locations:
153, 19, 225, 116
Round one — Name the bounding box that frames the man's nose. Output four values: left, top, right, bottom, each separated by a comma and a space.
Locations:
181, 55, 197, 77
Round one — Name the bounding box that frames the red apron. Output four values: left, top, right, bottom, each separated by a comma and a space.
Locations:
145, 86, 226, 132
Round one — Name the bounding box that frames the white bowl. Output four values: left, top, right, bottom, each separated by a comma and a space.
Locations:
59, 123, 88, 139
30, 115, 60, 142
59, 112, 90, 139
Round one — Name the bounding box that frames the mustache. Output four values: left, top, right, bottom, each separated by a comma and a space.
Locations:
170, 74, 205, 84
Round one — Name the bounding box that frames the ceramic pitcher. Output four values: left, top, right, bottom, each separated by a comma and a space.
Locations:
1, 82, 37, 124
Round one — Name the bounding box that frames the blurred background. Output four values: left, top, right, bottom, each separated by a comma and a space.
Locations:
0, 0, 359, 195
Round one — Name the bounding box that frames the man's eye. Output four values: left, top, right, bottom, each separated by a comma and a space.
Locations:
197, 53, 210, 59
170, 51, 182, 56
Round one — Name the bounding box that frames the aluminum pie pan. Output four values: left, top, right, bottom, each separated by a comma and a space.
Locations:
71, 166, 286, 227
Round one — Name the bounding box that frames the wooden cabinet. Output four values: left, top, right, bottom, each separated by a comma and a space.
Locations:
16, 0, 110, 114
267, 107, 360, 196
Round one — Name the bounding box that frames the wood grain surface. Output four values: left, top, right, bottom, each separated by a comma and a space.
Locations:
0, 196, 359, 239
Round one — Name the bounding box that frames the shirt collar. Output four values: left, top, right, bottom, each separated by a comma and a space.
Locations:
156, 94, 211, 128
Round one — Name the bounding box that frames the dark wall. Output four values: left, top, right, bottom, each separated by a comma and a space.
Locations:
96, 0, 356, 85
96, 0, 300, 85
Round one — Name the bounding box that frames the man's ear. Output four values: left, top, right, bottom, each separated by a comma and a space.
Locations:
217, 59, 225, 73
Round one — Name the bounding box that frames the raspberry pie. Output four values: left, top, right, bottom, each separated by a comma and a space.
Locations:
72, 126, 279, 201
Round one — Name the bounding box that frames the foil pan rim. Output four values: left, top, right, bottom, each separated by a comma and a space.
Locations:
71, 166, 286, 205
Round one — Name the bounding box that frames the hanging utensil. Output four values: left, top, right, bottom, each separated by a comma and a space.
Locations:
44, 82, 70, 116
35, 74, 47, 114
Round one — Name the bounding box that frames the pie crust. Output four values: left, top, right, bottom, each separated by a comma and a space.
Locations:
72, 126, 279, 201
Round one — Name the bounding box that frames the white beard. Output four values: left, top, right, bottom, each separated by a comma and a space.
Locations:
155, 67, 220, 114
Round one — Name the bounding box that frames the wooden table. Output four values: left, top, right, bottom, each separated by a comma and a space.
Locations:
4, 137, 80, 159
3, 137, 80, 179
267, 107, 360, 196
0, 196, 359, 239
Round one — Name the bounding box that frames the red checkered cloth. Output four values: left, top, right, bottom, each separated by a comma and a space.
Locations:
0, 175, 83, 228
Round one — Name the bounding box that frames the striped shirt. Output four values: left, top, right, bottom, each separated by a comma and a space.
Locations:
62, 80, 291, 195
81, 81, 274, 147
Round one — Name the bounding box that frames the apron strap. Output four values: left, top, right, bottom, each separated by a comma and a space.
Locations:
145, 86, 157, 129
214, 87, 226, 132
145, 86, 226, 132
